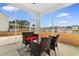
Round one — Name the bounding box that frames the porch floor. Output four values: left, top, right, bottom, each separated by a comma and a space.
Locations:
0, 42, 79, 56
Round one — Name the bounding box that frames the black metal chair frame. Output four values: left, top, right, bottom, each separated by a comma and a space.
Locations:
22, 32, 34, 47
30, 37, 52, 56
22, 32, 34, 54
50, 34, 59, 56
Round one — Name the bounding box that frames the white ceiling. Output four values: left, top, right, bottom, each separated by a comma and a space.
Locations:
9, 3, 73, 14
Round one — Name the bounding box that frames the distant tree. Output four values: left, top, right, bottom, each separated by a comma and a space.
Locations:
78, 26, 79, 29
32, 24, 36, 29
9, 20, 30, 29
19, 20, 30, 29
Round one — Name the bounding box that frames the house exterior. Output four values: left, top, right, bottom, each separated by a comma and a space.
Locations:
9, 20, 31, 32
72, 25, 79, 30
55, 26, 72, 33
0, 13, 9, 31
9, 22, 20, 32
40, 27, 52, 32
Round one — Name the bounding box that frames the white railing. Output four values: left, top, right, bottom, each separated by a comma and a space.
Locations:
0, 35, 22, 46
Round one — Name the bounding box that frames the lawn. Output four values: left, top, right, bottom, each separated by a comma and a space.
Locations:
0, 31, 79, 46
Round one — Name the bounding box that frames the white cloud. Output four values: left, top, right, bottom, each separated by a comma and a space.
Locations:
2, 5, 19, 12
48, 23, 52, 27
59, 20, 68, 23
56, 13, 70, 17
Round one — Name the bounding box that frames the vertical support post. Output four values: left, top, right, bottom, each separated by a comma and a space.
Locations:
14, 11, 16, 36
29, 19, 31, 32
52, 16, 54, 33
15, 21, 16, 35
14, 11, 17, 49
14, 8, 19, 37
36, 13, 41, 42
18, 24, 19, 31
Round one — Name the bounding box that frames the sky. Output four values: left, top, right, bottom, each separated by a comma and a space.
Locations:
0, 3, 79, 27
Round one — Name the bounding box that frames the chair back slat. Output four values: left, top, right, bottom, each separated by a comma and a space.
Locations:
40, 37, 52, 53
30, 37, 52, 56
22, 32, 34, 45
30, 42, 40, 56
50, 34, 60, 55
22, 32, 34, 38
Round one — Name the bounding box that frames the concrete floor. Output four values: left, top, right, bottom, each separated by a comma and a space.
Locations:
0, 42, 79, 56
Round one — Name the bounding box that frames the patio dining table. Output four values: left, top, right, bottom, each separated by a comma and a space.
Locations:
24, 36, 38, 41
